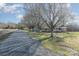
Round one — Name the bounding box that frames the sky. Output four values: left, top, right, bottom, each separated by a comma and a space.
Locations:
0, 3, 79, 24
70, 3, 79, 24
0, 3, 24, 24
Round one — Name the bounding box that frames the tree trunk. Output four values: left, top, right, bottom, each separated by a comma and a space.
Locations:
50, 31, 53, 39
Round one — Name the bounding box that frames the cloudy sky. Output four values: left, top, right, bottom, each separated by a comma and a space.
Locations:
0, 3, 24, 23
0, 3, 79, 24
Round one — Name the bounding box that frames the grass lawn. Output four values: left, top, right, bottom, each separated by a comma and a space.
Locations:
26, 30, 79, 56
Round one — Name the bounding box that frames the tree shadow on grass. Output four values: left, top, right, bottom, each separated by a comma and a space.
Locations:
28, 32, 73, 56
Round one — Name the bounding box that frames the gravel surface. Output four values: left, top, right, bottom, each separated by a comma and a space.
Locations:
0, 29, 16, 36
0, 30, 55, 56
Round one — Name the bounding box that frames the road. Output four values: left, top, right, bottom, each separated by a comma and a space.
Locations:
0, 30, 56, 56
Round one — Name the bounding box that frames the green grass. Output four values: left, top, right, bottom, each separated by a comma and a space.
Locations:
42, 39, 71, 56
26, 30, 79, 55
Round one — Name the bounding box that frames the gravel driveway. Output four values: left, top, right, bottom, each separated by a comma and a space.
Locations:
0, 30, 56, 56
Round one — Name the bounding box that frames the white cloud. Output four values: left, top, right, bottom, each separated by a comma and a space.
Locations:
69, 12, 79, 25
67, 3, 71, 7
0, 3, 6, 7
3, 5, 16, 13
0, 3, 6, 10
11, 4, 23, 8
0, 3, 23, 14
16, 14, 23, 20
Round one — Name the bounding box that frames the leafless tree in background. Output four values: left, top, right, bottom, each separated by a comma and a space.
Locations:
22, 4, 44, 31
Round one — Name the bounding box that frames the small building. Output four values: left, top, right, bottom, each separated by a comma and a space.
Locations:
54, 27, 67, 32
41, 26, 67, 32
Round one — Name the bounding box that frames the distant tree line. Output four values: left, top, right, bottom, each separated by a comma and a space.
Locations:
0, 23, 25, 29
66, 23, 79, 32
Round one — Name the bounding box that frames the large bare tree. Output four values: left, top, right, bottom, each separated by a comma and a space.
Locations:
39, 3, 72, 38
23, 3, 73, 40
